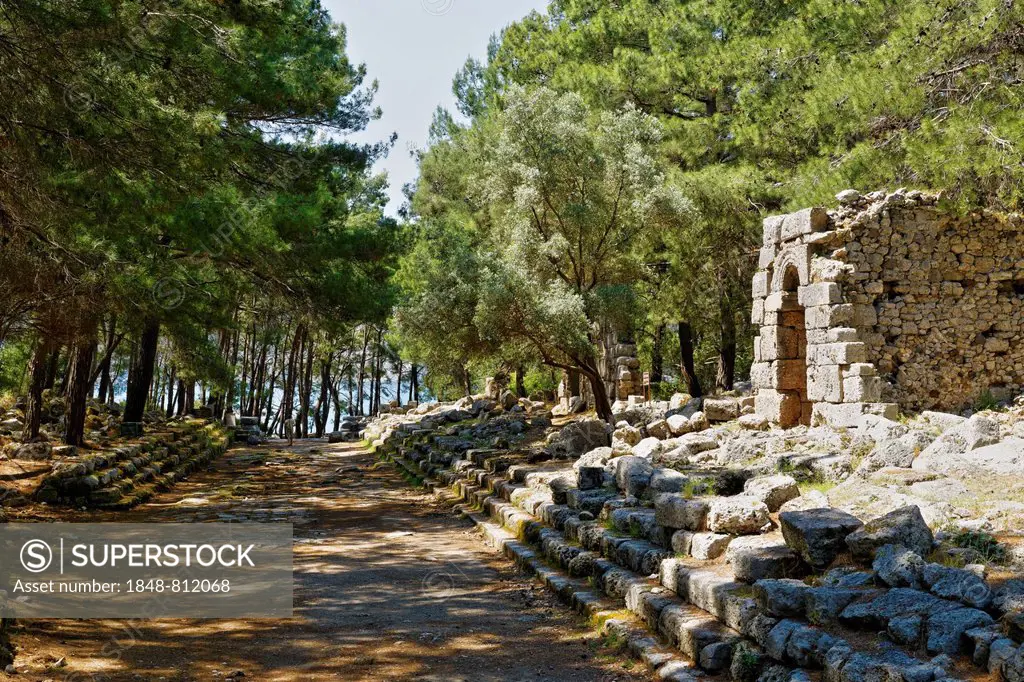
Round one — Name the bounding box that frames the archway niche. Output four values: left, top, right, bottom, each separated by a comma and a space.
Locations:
777, 265, 810, 426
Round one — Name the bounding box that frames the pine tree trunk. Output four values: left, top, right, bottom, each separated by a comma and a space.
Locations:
516, 365, 526, 397
24, 337, 52, 442
356, 326, 369, 416
677, 320, 703, 397
578, 357, 613, 423
651, 324, 665, 387
395, 358, 403, 407
717, 296, 736, 392
409, 363, 418, 403
64, 333, 97, 447
124, 320, 159, 423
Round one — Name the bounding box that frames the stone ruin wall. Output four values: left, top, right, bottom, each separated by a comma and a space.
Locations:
752, 189, 1024, 428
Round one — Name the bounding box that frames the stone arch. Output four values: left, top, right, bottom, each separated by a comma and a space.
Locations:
770, 244, 811, 295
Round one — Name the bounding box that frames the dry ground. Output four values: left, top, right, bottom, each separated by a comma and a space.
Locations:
3, 440, 648, 682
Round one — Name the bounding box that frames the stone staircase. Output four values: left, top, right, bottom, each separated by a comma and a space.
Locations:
34, 420, 231, 509
374, 416, 1024, 682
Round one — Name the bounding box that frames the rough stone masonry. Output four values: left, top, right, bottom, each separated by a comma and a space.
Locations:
752, 189, 1024, 428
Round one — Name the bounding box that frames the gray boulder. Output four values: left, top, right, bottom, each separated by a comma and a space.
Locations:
873, 544, 925, 588
923, 563, 992, 609
846, 505, 933, 560
858, 414, 909, 442
632, 436, 664, 460
647, 418, 671, 440
690, 532, 731, 560
553, 418, 611, 457
744, 475, 800, 512
733, 546, 806, 583
648, 467, 690, 496
805, 587, 865, 625
703, 398, 740, 422
753, 579, 811, 618
654, 493, 709, 531
780, 508, 863, 569
779, 490, 830, 513
912, 415, 1001, 473
926, 607, 994, 655
707, 495, 771, 535
615, 456, 654, 497
574, 446, 614, 471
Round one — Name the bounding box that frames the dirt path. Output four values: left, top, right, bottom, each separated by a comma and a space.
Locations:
6, 440, 646, 682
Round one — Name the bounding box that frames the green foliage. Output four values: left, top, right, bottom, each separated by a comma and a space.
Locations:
949, 530, 1008, 564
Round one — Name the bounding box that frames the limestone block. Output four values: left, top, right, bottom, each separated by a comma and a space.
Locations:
798, 282, 842, 308
812, 402, 896, 428
759, 247, 775, 269
810, 342, 867, 365
852, 304, 878, 327
781, 207, 828, 242
844, 363, 877, 377
804, 304, 854, 329
777, 360, 807, 391
751, 298, 765, 326
807, 364, 843, 403
763, 215, 784, 249
752, 271, 771, 299
827, 327, 859, 343
761, 326, 803, 361
755, 389, 802, 426
750, 362, 775, 389
810, 257, 850, 283
843, 376, 883, 403
753, 337, 762, 363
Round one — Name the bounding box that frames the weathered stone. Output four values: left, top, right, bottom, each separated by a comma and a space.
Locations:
667, 414, 693, 436
989, 638, 1018, 676
733, 546, 806, 583
689, 532, 732, 560
926, 608, 994, 655
744, 475, 800, 512
888, 614, 923, 645
778, 491, 830, 513
753, 579, 811, 618
839, 588, 960, 628
873, 544, 925, 589
780, 508, 863, 569
615, 456, 655, 498
613, 425, 643, 449
632, 437, 664, 460
805, 587, 865, 625
703, 398, 740, 422
655, 494, 710, 531
577, 466, 605, 491
707, 496, 771, 535
912, 415, 1001, 474
700, 641, 734, 672
923, 563, 992, 609
647, 419, 671, 440
846, 506, 933, 560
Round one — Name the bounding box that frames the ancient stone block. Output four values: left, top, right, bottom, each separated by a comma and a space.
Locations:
780, 207, 828, 242
755, 390, 802, 426
806, 364, 843, 403
798, 282, 841, 308
843, 376, 882, 403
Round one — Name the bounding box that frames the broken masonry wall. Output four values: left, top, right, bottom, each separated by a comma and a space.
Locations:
752, 189, 1024, 427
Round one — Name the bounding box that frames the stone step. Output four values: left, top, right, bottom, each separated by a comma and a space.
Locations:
394, 453, 976, 682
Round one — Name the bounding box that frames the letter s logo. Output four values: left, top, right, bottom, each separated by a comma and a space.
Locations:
20, 539, 53, 573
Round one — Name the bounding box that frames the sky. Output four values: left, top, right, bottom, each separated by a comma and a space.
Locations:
324, 0, 549, 215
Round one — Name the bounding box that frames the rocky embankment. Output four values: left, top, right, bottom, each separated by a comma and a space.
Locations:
365, 389, 1024, 682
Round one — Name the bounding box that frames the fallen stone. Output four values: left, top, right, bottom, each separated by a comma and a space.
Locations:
846, 506, 933, 560
873, 545, 925, 588
858, 414, 909, 442
778, 490, 830, 513
707, 495, 771, 535
667, 414, 693, 437
739, 414, 769, 431
649, 468, 691, 496
647, 419, 671, 440
913, 415, 1001, 474
655, 494, 709, 531
805, 587, 865, 625
733, 545, 806, 583
700, 641, 733, 672
989, 638, 1018, 676
703, 398, 740, 422
923, 563, 992, 609
753, 579, 811, 618
615, 456, 655, 498
926, 607, 994, 655
633, 437, 664, 460
575, 446, 614, 471
690, 532, 732, 560
577, 466, 605, 491
780, 508, 863, 569
839, 588, 960, 628
744, 475, 800, 512
888, 614, 924, 645
613, 425, 643, 448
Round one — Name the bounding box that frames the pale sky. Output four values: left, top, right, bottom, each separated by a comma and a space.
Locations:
324, 0, 549, 215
